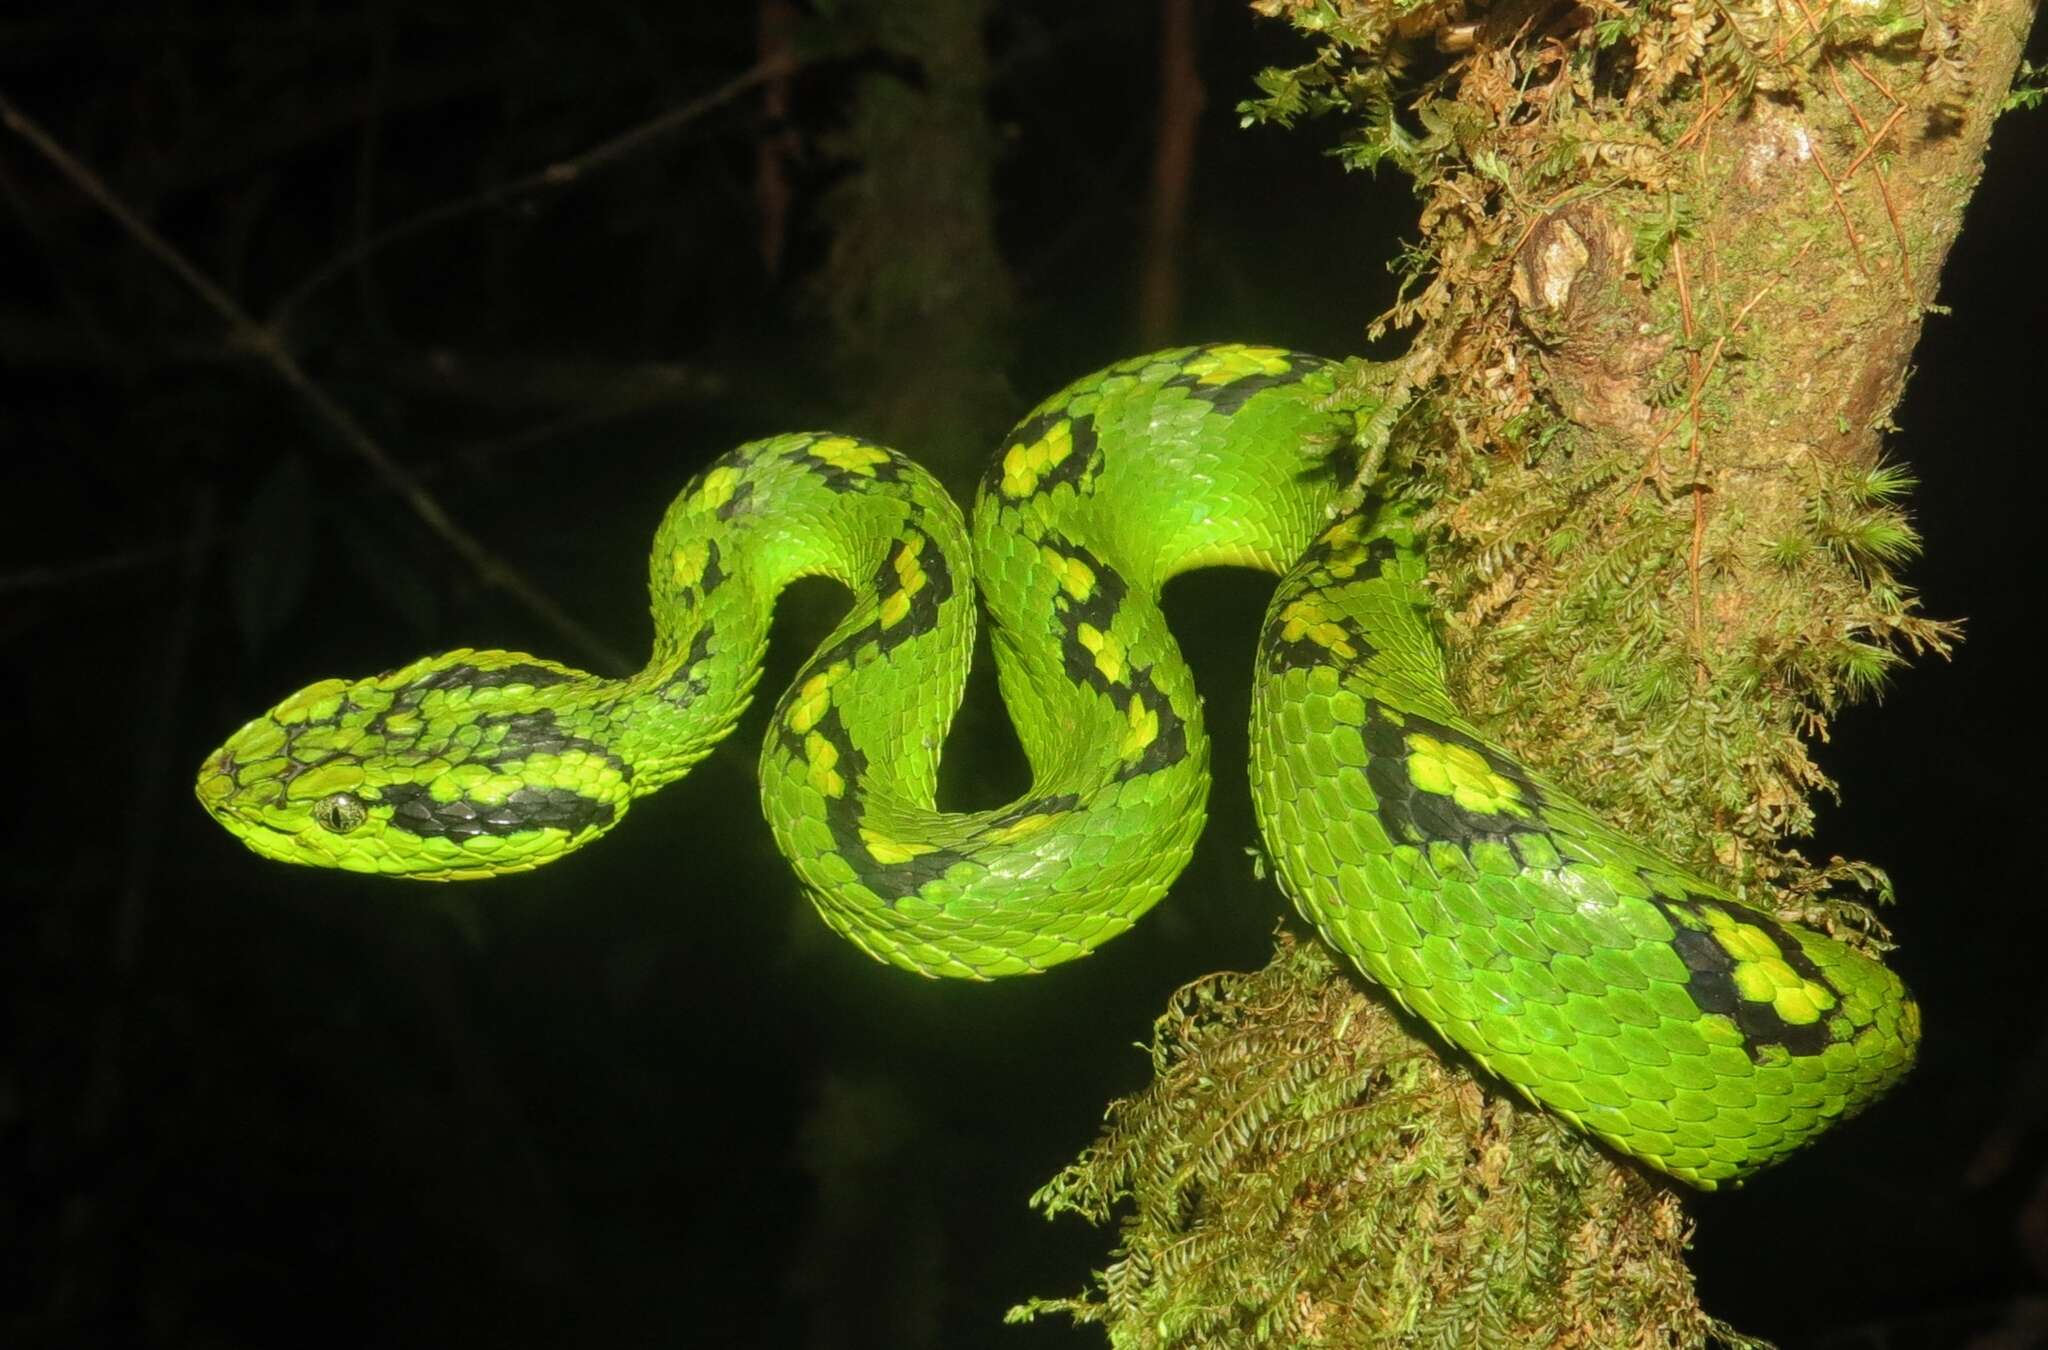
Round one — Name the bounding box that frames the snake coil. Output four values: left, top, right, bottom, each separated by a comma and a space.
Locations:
198, 344, 1918, 1187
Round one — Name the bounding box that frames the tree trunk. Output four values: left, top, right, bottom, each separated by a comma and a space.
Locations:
1020, 0, 2032, 1343
817, 0, 1016, 491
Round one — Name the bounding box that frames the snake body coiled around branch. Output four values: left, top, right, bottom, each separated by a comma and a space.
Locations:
197, 344, 1918, 1187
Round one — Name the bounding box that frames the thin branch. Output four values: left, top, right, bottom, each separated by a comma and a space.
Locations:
1672, 85, 1738, 150
270, 54, 798, 327
1823, 61, 1917, 300
1138, 0, 1203, 347
0, 539, 208, 595
0, 89, 632, 673
1758, 8, 1876, 279
1781, 0, 1916, 299
1801, 132, 1872, 277
1672, 240, 1711, 674
1838, 99, 1908, 180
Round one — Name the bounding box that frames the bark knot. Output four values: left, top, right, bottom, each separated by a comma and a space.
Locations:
1510, 206, 1667, 439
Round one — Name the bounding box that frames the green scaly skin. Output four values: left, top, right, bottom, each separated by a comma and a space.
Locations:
196, 344, 1918, 1187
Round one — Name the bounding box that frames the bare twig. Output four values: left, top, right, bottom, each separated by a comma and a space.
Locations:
1671, 240, 1711, 673
0, 539, 211, 595
1782, 0, 1916, 300
1824, 62, 1917, 300
270, 54, 798, 327
1838, 100, 1908, 180
0, 89, 632, 672
1802, 133, 1872, 277
1672, 85, 1738, 150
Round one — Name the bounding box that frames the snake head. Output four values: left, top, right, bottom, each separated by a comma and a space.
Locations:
194, 651, 629, 879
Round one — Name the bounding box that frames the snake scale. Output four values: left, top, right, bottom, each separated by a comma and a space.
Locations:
196, 344, 1918, 1187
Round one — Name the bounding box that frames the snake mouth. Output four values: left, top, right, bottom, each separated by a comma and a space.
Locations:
192, 748, 296, 848
193, 755, 239, 817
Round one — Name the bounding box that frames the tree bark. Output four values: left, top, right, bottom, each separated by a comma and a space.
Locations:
1022, 0, 2033, 1343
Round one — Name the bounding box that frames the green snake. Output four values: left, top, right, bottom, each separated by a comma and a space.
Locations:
196, 344, 1918, 1188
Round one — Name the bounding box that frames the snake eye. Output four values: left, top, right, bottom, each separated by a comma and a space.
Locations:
312, 793, 368, 835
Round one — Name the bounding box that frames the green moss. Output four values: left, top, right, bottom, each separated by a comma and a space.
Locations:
1013, 936, 1768, 1349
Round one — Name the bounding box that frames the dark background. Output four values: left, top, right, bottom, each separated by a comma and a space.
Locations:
4, 5, 2045, 1346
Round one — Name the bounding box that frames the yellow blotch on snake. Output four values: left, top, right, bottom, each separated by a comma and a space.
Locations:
1000, 419, 1074, 497
1180, 344, 1291, 385
803, 733, 845, 798
1076, 623, 1126, 685
860, 827, 939, 865
786, 661, 851, 735
1119, 695, 1159, 760
810, 436, 892, 477
1274, 596, 1361, 663
1404, 734, 1529, 818
879, 536, 929, 630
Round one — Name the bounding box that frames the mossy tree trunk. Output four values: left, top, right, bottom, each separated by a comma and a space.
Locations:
1019, 1, 2032, 1344
816, 0, 1016, 492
